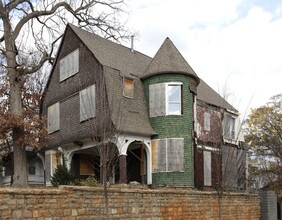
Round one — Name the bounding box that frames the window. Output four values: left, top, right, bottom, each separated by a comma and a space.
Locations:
224, 114, 236, 140
123, 77, 134, 98
153, 138, 184, 172
60, 49, 79, 81
149, 82, 182, 117
203, 151, 212, 186
47, 102, 60, 134
167, 85, 181, 115
204, 112, 211, 131
80, 84, 95, 121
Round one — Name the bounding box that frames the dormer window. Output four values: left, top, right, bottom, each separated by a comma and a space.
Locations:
123, 77, 134, 98
60, 49, 79, 82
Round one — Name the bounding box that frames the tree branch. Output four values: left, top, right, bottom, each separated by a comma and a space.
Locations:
13, 0, 96, 41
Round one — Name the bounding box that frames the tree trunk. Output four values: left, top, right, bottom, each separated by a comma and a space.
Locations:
9, 67, 28, 187
101, 145, 110, 220
10, 77, 28, 187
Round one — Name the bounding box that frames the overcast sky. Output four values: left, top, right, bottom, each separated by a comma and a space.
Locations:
125, 0, 282, 117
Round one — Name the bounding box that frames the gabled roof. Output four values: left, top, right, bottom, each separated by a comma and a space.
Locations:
44, 24, 238, 136
142, 37, 199, 84
69, 24, 151, 77
197, 79, 238, 112
68, 24, 155, 136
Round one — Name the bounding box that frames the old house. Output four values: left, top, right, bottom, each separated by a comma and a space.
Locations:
38, 24, 245, 188
194, 80, 245, 190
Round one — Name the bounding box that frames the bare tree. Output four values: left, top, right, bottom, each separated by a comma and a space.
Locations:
0, 0, 128, 187
77, 69, 127, 220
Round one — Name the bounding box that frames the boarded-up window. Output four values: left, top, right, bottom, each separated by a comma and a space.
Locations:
47, 102, 60, 134
204, 112, 211, 131
153, 138, 184, 172
123, 77, 134, 98
203, 151, 212, 186
79, 154, 95, 175
149, 83, 166, 117
60, 49, 79, 81
224, 114, 236, 140
80, 84, 95, 122
167, 85, 181, 115
167, 138, 184, 171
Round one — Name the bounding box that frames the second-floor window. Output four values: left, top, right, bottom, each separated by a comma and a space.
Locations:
224, 114, 236, 140
149, 82, 182, 117
167, 84, 182, 115
80, 84, 96, 122
123, 77, 134, 98
204, 112, 211, 131
60, 49, 79, 82
47, 102, 60, 134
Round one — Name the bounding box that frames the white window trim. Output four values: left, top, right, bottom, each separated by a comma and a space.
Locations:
223, 113, 237, 143
165, 82, 183, 116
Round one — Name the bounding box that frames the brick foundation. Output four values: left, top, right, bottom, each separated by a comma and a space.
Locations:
0, 186, 260, 219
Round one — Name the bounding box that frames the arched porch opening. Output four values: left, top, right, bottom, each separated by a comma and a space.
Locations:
127, 141, 147, 184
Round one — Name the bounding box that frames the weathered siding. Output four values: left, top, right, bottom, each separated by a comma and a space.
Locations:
42, 27, 111, 147
144, 74, 195, 186
196, 104, 222, 144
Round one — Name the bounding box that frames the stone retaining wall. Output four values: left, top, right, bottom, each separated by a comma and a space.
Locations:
0, 186, 260, 219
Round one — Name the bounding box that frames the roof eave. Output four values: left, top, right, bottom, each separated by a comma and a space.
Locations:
141, 71, 200, 85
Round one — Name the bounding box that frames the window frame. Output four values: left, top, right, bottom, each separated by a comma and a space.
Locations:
47, 102, 60, 134
153, 138, 184, 172
204, 112, 211, 131
79, 84, 96, 122
59, 48, 79, 82
224, 114, 236, 140
123, 77, 134, 98
166, 82, 183, 116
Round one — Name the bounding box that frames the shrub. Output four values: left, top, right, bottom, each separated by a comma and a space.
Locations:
50, 158, 74, 187
79, 176, 100, 187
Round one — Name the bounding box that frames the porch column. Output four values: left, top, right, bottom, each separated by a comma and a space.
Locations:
119, 154, 127, 184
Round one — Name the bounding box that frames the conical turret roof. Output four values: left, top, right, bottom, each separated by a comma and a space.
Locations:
141, 37, 199, 84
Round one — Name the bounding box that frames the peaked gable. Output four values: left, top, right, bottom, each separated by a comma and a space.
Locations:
68, 24, 151, 77
142, 37, 199, 84
197, 79, 238, 112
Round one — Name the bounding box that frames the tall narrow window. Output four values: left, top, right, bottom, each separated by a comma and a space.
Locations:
47, 102, 60, 134
60, 49, 79, 81
123, 77, 134, 98
203, 151, 212, 186
167, 85, 181, 115
224, 115, 236, 140
80, 84, 95, 122
204, 112, 211, 131
149, 83, 166, 117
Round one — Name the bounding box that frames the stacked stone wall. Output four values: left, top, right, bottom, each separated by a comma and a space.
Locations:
0, 186, 260, 219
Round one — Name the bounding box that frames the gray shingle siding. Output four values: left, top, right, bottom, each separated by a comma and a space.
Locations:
42, 27, 111, 148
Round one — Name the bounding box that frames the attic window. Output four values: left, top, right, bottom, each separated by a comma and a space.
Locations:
123, 77, 134, 98
60, 49, 79, 82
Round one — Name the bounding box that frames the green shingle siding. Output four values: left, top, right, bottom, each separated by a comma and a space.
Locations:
144, 74, 194, 186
